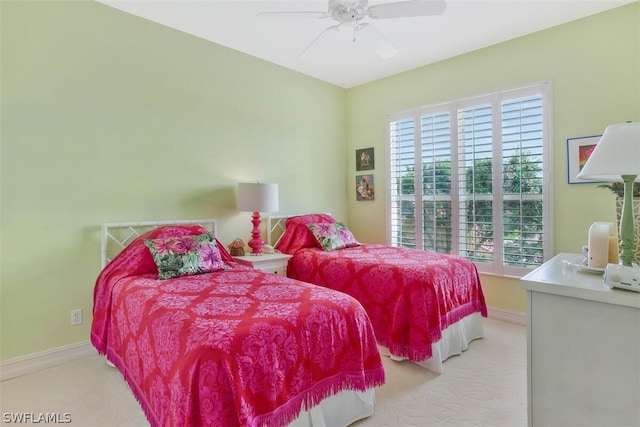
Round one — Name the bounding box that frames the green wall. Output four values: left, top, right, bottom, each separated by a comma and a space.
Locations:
2, 1, 639, 362
1, 1, 348, 361
346, 2, 640, 313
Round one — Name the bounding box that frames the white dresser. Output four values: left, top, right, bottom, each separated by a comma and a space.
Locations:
520, 253, 640, 427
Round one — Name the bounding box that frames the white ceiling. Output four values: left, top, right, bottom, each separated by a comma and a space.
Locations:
98, 0, 636, 88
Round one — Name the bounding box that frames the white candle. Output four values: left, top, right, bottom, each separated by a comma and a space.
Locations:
588, 222, 609, 269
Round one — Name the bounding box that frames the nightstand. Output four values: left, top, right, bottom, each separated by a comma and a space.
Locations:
232, 252, 293, 276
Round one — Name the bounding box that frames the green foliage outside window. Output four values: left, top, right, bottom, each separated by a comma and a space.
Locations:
398, 151, 543, 267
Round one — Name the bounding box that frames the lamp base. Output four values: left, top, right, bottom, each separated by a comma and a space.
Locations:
247, 211, 264, 255
619, 175, 637, 267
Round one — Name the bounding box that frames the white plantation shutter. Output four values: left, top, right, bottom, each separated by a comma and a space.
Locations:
457, 99, 494, 266
500, 89, 546, 273
420, 109, 452, 253
387, 82, 552, 275
389, 115, 417, 248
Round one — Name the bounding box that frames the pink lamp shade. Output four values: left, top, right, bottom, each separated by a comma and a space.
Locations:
237, 183, 279, 255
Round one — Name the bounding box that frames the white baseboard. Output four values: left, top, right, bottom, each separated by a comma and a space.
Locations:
1, 341, 97, 382
487, 306, 527, 326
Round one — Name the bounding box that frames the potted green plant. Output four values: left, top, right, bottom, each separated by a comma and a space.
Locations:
597, 182, 640, 197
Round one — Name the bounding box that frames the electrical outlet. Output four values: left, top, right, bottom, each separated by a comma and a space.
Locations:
71, 309, 83, 326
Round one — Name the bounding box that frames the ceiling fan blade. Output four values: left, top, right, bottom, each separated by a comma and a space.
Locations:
357, 23, 398, 59
368, 0, 446, 19
300, 24, 342, 59
256, 11, 329, 20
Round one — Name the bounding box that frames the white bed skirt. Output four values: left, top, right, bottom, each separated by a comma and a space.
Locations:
378, 312, 484, 374
290, 388, 375, 427
105, 359, 375, 427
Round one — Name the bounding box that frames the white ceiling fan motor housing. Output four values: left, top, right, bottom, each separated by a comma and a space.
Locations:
328, 0, 369, 23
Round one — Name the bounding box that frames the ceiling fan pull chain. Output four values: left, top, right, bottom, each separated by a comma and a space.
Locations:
352, 14, 358, 42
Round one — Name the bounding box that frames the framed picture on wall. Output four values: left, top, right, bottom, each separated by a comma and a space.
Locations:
356, 174, 374, 201
356, 147, 374, 171
567, 135, 602, 184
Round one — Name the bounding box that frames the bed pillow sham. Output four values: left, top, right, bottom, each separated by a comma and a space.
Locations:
307, 222, 360, 251
144, 232, 226, 279
275, 213, 337, 254
106, 225, 214, 278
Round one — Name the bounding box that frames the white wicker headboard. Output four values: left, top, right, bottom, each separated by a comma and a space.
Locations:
101, 219, 217, 269
266, 214, 332, 247
266, 215, 288, 247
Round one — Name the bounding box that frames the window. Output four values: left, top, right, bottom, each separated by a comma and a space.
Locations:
387, 82, 553, 276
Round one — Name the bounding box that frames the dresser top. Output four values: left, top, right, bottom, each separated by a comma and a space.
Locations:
520, 253, 640, 308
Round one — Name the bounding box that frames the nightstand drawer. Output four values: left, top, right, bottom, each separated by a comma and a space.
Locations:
232, 253, 292, 276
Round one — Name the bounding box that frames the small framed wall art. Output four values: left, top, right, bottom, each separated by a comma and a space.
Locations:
567, 135, 602, 184
356, 174, 374, 201
356, 147, 374, 171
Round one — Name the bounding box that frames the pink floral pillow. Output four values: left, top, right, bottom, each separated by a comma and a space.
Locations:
275, 214, 337, 254
144, 232, 226, 279
306, 223, 360, 251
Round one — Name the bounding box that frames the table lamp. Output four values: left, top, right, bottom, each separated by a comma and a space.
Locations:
237, 182, 279, 255
577, 122, 640, 266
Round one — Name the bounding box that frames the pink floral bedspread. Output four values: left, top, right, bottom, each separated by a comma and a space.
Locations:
91, 226, 384, 427
286, 245, 487, 362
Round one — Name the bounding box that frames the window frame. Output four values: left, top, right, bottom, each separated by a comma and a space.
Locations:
385, 81, 554, 277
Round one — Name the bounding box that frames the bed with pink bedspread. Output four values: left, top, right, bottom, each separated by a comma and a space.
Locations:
271, 214, 488, 373
91, 222, 384, 427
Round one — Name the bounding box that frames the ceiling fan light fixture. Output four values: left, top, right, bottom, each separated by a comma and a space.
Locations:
328, 0, 369, 23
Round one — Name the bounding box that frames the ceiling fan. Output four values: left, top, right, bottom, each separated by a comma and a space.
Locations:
257, 0, 447, 59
